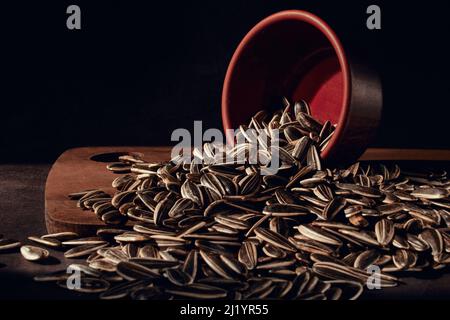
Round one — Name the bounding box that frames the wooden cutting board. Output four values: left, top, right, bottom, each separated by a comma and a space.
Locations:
45, 147, 171, 236
45, 146, 450, 236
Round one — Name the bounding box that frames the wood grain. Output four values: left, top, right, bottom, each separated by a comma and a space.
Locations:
45, 147, 450, 236
45, 147, 172, 236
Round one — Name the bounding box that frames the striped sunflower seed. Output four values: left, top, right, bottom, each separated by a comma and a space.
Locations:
375, 219, 395, 246
254, 228, 296, 252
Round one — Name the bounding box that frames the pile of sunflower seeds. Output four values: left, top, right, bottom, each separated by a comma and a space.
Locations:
26, 98, 450, 299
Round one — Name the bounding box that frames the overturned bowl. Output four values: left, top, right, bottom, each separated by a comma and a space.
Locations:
222, 10, 382, 164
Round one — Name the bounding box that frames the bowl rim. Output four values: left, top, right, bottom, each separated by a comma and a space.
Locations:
221, 10, 351, 160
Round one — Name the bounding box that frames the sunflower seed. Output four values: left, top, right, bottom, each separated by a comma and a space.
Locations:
338, 229, 379, 246
62, 237, 107, 246
353, 249, 381, 270
33, 270, 70, 282
297, 225, 342, 246
375, 219, 395, 246
262, 204, 310, 217
41, 232, 79, 241
89, 259, 117, 272
20, 245, 50, 261
377, 203, 404, 215
111, 190, 136, 208
254, 228, 296, 252
166, 283, 228, 299
324, 280, 363, 300
312, 262, 367, 283
182, 249, 199, 282
322, 197, 346, 220
411, 188, 448, 200
214, 216, 250, 230
0, 239, 21, 252
256, 259, 296, 270
392, 249, 410, 270
116, 261, 160, 280
68, 263, 103, 277
128, 257, 179, 269
199, 250, 234, 279
419, 229, 443, 255
165, 268, 192, 286
58, 277, 110, 293
27, 236, 61, 248
238, 241, 258, 270
114, 232, 150, 243
64, 243, 108, 259
292, 136, 310, 160
262, 243, 287, 259
407, 234, 430, 252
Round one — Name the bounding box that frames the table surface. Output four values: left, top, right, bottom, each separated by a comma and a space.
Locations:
1, 160, 450, 300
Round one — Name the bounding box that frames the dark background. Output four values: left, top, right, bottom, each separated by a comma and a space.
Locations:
0, 0, 449, 163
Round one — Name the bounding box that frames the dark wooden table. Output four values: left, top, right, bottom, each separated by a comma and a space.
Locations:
0, 164, 90, 299
1, 148, 450, 299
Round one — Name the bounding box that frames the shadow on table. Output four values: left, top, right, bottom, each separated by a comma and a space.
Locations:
33, 256, 61, 266
0, 270, 87, 300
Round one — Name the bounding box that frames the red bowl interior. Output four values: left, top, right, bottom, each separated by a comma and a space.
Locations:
222, 10, 350, 160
